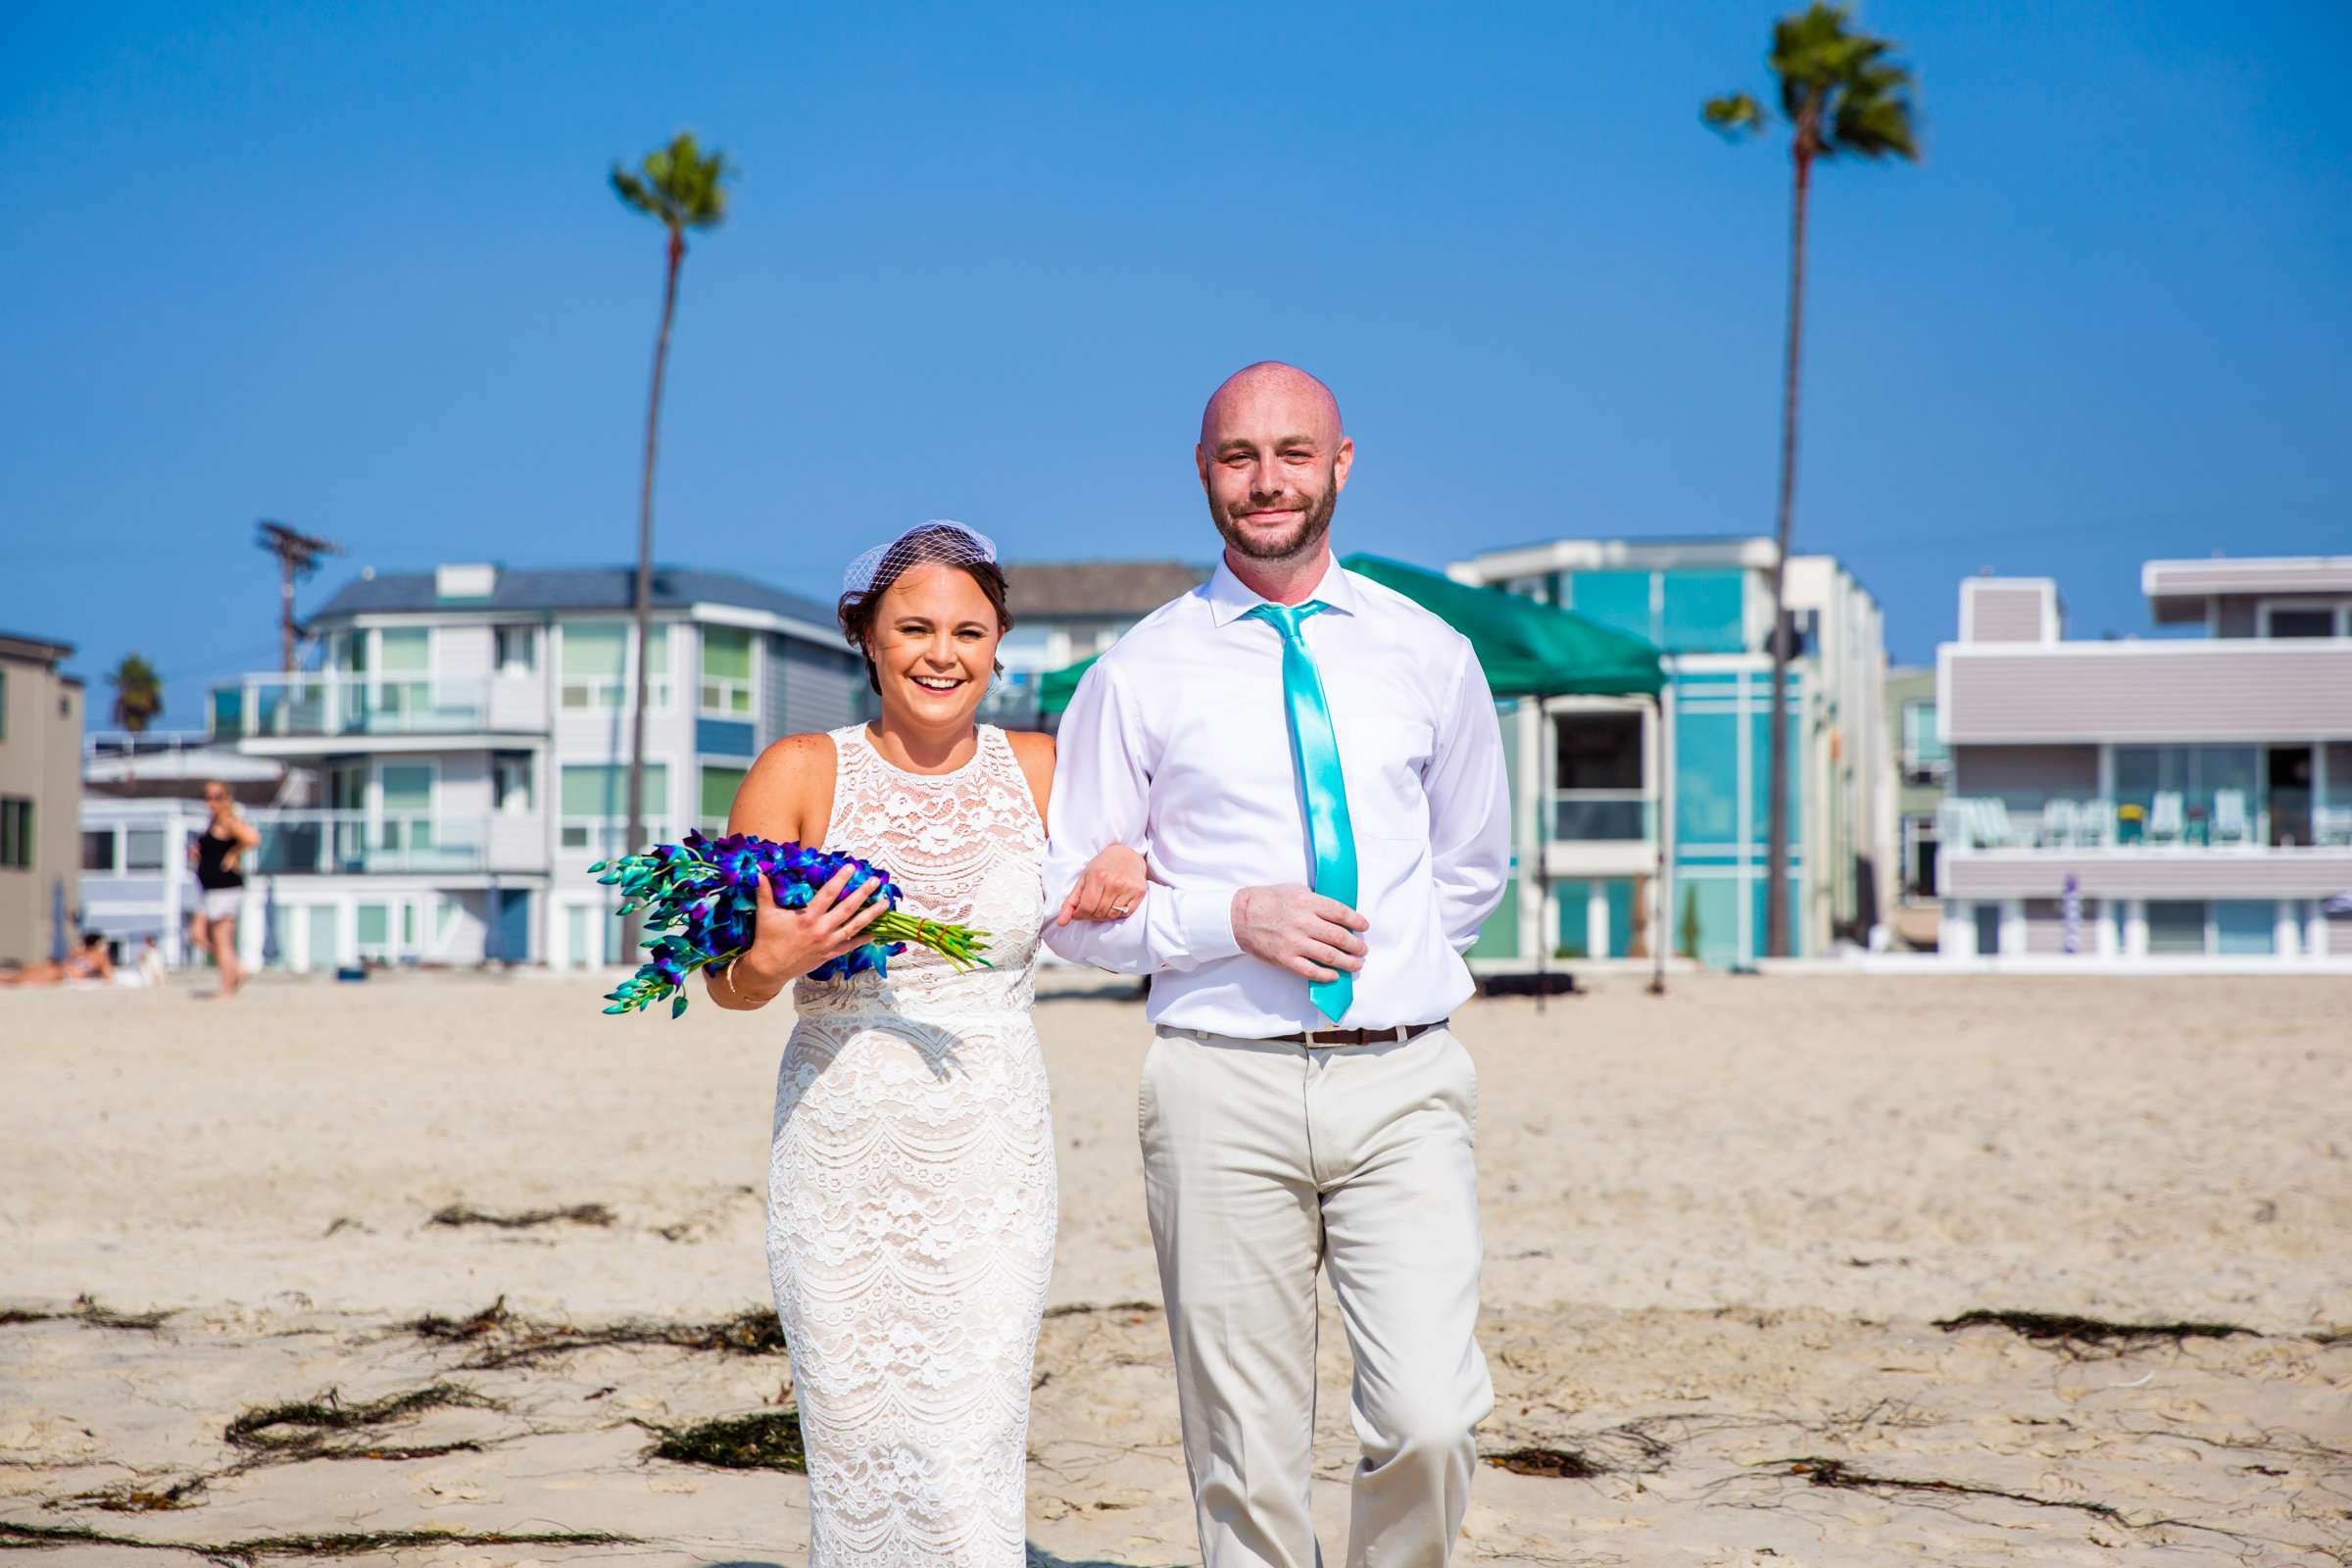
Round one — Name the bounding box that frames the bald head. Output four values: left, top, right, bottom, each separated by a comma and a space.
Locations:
1199, 361, 1343, 447
1196, 361, 1353, 566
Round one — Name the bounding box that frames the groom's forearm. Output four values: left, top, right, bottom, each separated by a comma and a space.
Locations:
1041, 882, 1243, 974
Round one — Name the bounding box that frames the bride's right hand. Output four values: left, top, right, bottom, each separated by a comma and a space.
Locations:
730, 863, 892, 996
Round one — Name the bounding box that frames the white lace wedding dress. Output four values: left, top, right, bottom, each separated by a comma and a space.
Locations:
767, 723, 1055, 1566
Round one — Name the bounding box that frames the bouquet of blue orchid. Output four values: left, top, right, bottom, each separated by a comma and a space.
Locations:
590, 829, 991, 1017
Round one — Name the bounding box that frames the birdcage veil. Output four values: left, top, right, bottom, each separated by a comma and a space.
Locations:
841, 520, 1000, 598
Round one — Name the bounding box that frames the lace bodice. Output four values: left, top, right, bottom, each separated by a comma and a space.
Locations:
792, 723, 1045, 1020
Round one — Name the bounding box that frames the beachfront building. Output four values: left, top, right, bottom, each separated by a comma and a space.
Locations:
80, 731, 292, 966
208, 563, 864, 972
987, 562, 1208, 729
1935, 560, 2352, 963
0, 630, 85, 965
1885, 665, 1946, 950
1446, 538, 1893, 968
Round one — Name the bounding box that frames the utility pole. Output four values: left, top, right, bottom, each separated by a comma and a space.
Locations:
255, 521, 343, 672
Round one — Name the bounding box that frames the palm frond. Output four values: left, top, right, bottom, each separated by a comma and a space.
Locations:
612, 131, 734, 231
1701, 91, 1767, 139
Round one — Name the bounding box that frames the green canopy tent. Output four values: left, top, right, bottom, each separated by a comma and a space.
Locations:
1035, 553, 1669, 995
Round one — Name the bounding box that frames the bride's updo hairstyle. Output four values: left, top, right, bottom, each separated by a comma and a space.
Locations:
837, 519, 1014, 694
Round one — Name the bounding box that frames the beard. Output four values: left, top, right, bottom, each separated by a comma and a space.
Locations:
1210, 467, 1339, 562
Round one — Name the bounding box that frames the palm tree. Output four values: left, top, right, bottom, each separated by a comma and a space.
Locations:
108, 654, 165, 734
1703, 3, 1916, 958
611, 131, 731, 948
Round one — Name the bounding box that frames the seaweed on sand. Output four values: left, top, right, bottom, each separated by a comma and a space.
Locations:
1933, 1308, 2253, 1349
644, 1409, 808, 1472
0, 1295, 172, 1332
0, 1521, 637, 1563
427, 1201, 614, 1229
1485, 1446, 1606, 1478
404, 1295, 783, 1368
223, 1384, 495, 1455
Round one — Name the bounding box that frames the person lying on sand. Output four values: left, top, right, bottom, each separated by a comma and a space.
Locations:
0, 931, 116, 987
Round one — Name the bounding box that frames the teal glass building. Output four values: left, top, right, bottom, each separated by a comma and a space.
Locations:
1449, 539, 1891, 970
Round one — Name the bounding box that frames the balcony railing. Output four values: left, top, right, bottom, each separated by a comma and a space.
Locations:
1941, 795, 2352, 853
249, 809, 492, 874
213, 673, 506, 740
1548, 790, 1653, 842
559, 818, 672, 858
559, 675, 673, 711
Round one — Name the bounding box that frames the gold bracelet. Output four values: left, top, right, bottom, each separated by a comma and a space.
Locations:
723, 958, 742, 997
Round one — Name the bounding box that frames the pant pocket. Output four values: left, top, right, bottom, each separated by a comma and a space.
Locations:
1137, 1034, 1161, 1147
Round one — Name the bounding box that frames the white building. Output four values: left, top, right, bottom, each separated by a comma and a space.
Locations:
1935, 558, 2352, 964
207, 563, 865, 972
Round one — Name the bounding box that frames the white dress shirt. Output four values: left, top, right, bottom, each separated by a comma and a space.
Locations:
1041, 556, 1512, 1037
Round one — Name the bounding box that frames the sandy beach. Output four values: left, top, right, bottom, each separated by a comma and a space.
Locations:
2, 969, 2346, 1566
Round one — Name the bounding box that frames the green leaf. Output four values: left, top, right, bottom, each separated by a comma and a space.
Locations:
671, 993, 689, 1018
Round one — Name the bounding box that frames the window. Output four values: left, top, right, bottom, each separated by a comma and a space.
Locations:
2262, 606, 2339, 639
561, 624, 669, 709
379, 763, 434, 856
1555, 712, 1642, 789
1973, 903, 2002, 957
493, 753, 534, 814
82, 830, 118, 871
1660, 569, 1747, 655
125, 828, 165, 870
0, 798, 31, 868
2214, 901, 2276, 956
700, 626, 754, 714
376, 628, 431, 721
700, 763, 748, 830
1565, 570, 1654, 645
559, 762, 668, 852
561, 624, 626, 709
380, 627, 429, 670
1551, 710, 1646, 841
1902, 700, 1947, 779
2113, 746, 2260, 839
494, 625, 538, 673
2145, 901, 2207, 956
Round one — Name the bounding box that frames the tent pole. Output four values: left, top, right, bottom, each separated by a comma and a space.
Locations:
1649, 686, 1671, 997
1535, 690, 1554, 1014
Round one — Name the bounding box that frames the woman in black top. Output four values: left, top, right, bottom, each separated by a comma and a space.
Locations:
189, 780, 260, 998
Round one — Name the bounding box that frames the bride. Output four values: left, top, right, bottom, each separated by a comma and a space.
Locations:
707, 520, 1142, 1565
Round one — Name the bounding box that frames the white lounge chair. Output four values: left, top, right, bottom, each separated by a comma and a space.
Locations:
2079, 798, 2116, 848
2211, 789, 2252, 847
2038, 799, 2080, 848
2148, 791, 2186, 845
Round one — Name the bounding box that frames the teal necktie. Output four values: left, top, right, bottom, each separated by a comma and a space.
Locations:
1245, 601, 1358, 1024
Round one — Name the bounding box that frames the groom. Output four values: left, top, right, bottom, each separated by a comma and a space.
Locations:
1043, 362, 1511, 1566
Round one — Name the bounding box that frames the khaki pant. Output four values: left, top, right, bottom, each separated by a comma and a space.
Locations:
1138, 1024, 1491, 1568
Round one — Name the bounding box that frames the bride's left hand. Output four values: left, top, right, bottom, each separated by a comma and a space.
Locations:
1056, 844, 1148, 925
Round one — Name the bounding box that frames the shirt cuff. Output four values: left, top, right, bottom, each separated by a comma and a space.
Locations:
1166, 886, 1244, 964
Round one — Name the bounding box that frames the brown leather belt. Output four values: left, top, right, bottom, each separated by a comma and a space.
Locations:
1274, 1018, 1448, 1048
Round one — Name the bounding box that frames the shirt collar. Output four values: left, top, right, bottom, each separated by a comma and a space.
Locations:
1204, 553, 1361, 628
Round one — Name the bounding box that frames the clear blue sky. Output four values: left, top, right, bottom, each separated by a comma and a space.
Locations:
7, 2, 2348, 728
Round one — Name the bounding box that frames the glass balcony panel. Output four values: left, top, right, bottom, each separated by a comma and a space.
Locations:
1550, 793, 1650, 841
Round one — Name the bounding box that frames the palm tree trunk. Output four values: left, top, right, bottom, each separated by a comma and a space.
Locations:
1764, 136, 1813, 960
622, 227, 683, 958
